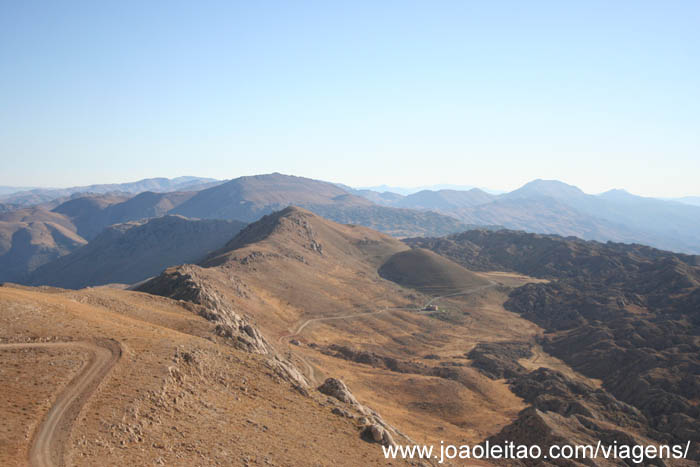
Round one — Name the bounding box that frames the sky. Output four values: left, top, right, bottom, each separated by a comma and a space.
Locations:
1, 1, 698, 197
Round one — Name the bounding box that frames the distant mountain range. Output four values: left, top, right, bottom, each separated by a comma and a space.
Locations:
0, 176, 221, 207
0, 186, 40, 196
168, 173, 471, 237
354, 183, 497, 195
350, 179, 700, 254
0, 174, 473, 284
2, 173, 699, 287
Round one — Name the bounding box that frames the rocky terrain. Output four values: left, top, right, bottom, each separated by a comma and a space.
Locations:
137, 207, 552, 452
409, 229, 700, 461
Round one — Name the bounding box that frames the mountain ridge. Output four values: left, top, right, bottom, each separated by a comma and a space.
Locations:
28, 215, 246, 289
353, 179, 700, 254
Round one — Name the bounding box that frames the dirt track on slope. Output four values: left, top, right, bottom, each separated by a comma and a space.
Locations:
277, 282, 497, 384
0, 340, 121, 467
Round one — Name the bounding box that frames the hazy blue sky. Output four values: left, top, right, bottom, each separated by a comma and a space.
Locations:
1, 1, 698, 196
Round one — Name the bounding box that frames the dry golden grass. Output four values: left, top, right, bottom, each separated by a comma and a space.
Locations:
0, 285, 406, 466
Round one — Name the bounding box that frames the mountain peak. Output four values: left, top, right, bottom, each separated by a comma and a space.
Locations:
598, 188, 636, 200
507, 179, 586, 199
203, 206, 319, 264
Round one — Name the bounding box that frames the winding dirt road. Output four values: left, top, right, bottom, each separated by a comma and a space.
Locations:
0, 340, 121, 467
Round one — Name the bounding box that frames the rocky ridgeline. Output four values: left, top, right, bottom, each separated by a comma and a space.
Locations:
202, 207, 325, 268
137, 265, 308, 390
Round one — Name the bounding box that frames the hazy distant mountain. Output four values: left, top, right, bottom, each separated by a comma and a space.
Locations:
500, 179, 583, 201
53, 191, 196, 240
334, 185, 404, 206
675, 196, 700, 207
354, 179, 700, 254
171, 173, 469, 237
505, 180, 700, 253
395, 188, 495, 211
173, 173, 365, 221
29, 215, 245, 289
0, 176, 221, 207
358, 183, 486, 195
0, 208, 87, 282
0, 186, 40, 196
0, 190, 201, 282
0, 203, 22, 214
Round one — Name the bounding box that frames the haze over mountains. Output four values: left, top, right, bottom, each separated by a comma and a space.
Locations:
352, 179, 700, 254
0, 176, 220, 208
1, 172, 699, 289
0, 174, 470, 285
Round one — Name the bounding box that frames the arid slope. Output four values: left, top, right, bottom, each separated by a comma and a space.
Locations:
0, 283, 400, 466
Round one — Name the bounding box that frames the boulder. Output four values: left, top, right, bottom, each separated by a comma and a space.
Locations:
317, 378, 359, 406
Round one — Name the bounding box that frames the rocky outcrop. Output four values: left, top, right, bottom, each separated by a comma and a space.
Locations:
467, 342, 532, 379
317, 377, 405, 448
138, 265, 309, 390
139, 265, 269, 354
318, 378, 359, 405
468, 340, 678, 465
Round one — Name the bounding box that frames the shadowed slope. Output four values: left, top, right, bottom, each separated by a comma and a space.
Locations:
0, 208, 87, 282
53, 191, 196, 240
378, 247, 491, 294
29, 215, 245, 289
